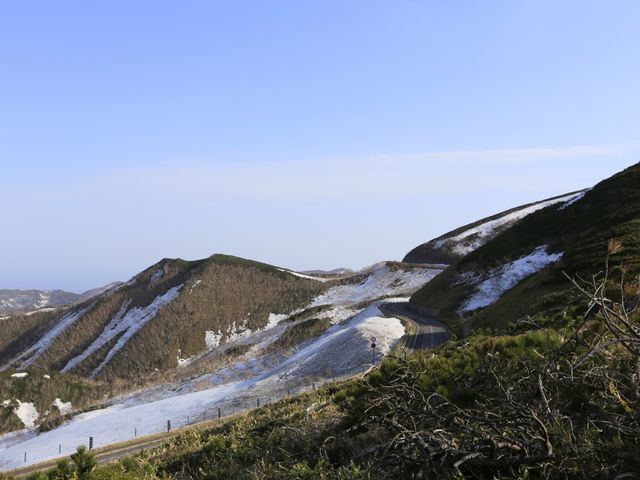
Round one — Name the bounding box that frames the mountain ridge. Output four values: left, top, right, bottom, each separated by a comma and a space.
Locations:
403, 190, 586, 264
410, 162, 640, 335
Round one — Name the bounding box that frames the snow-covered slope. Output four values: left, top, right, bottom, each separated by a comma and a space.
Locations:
458, 246, 563, 314
403, 191, 585, 264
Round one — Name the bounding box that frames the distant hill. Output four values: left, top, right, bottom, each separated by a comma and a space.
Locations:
0, 284, 121, 316
410, 162, 640, 335
403, 191, 585, 264
299, 267, 354, 277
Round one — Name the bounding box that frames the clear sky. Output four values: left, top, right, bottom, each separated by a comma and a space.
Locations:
1, 1, 639, 292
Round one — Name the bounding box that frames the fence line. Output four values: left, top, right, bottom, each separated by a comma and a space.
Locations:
0, 375, 356, 472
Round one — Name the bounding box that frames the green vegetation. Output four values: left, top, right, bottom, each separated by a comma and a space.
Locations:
23, 446, 97, 480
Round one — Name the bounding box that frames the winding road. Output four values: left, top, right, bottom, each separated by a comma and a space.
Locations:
380, 301, 450, 349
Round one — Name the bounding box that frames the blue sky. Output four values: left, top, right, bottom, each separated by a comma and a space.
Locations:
1, 1, 639, 291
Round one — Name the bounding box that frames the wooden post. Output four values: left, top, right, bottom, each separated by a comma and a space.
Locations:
218, 408, 221, 420
167, 420, 171, 432
59, 444, 61, 454
89, 437, 94, 451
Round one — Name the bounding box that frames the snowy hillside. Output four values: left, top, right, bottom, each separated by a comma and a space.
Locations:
0, 302, 408, 468
0, 262, 443, 469
403, 191, 585, 264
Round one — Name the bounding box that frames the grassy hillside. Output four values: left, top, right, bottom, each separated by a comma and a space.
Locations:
1, 255, 326, 383
411, 162, 640, 334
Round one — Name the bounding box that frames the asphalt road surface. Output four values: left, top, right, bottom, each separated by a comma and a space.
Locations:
380, 301, 450, 349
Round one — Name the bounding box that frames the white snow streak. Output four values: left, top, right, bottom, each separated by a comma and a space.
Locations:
10, 373, 28, 379
277, 269, 331, 282
13, 308, 89, 370
460, 246, 563, 313
559, 189, 589, 210
435, 193, 581, 257
61, 286, 183, 376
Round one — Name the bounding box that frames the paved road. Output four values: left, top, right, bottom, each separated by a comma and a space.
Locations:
380, 302, 450, 349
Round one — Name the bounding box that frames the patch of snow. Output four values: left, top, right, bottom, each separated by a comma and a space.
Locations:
205, 331, 223, 349
25, 307, 57, 316
61, 286, 183, 376
149, 269, 164, 285
559, 189, 590, 210
460, 246, 563, 313
35, 292, 50, 309
14, 401, 39, 428
310, 264, 440, 308
52, 399, 72, 415
320, 305, 361, 325
277, 269, 331, 282
11, 373, 28, 378
11, 308, 89, 370
435, 193, 582, 256
43, 375, 51, 380
177, 354, 195, 368
189, 279, 202, 294
226, 321, 255, 343
265, 313, 288, 330
1, 400, 11, 407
